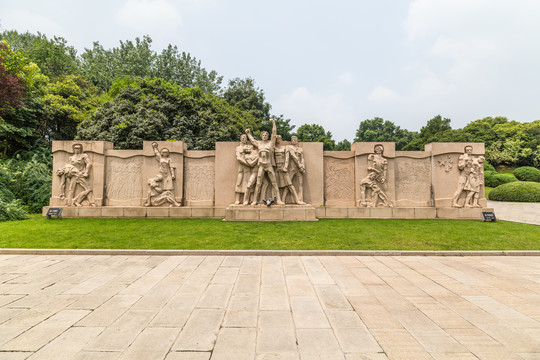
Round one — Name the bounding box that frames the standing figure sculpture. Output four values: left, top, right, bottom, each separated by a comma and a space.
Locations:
360, 144, 391, 207
452, 146, 484, 207
144, 142, 177, 207
274, 135, 305, 204
246, 119, 284, 205
56, 143, 96, 207
283, 135, 306, 203
235, 134, 259, 205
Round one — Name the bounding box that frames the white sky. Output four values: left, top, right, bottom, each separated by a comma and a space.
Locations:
2, 0, 540, 141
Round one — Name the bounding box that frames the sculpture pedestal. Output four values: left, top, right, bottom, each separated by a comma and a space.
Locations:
224, 204, 318, 221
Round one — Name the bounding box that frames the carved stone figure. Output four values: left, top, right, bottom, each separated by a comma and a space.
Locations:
235, 134, 259, 205
360, 144, 391, 207
56, 143, 96, 207
246, 119, 284, 205
274, 135, 305, 204
452, 146, 484, 208
144, 174, 180, 207
151, 142, 176, 192
284, 135, 306, 203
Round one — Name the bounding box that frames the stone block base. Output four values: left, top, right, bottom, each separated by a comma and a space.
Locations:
224, 204, 318, 221
42, 206, 225, 219
42, 206, 493, 220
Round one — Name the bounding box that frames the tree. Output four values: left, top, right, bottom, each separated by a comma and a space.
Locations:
295, 124, 335, 150
0, 42, 49, 157
224, 77, 295, 139
155, 45, 222, 94
76, 78, 263, 150
0, 30, 79, 79
404, 115, 453, 150
354, 117, 417, 150
41, 75, 101, 141
335, 139, 352, 151
80, 36, 223, 93
0, 42, 25, 115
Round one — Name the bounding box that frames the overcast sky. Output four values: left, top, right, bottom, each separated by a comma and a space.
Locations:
2, 0, 540, 141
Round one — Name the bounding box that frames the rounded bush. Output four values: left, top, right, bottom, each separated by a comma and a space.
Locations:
484, 161, 496, 173
488, 181, 540, 202
484, 173, 518, 188
513, 166, 540, 183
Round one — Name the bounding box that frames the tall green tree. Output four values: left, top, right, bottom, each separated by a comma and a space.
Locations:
295, 124, 335, 150
0, 42, 49, 157
76, 78, 263, 150
224, 77, 294, 139
0, 30, 79, 79
354, 117, 417, 150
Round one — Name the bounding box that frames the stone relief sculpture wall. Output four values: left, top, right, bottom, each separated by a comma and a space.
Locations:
323, 152, 355, 206
48, 138, 488, 219
395, 152, 432, 207
184, 152, 215, 206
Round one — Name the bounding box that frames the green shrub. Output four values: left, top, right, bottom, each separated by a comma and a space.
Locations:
484, 161, 496, 173
0, 198, 29, 221
488, 181, 540, 202
513, 166, 540, 183
484, 173, 518, 188
6, 149, 52, 213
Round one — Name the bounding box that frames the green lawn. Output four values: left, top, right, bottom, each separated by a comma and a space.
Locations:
0, 215, 538, 250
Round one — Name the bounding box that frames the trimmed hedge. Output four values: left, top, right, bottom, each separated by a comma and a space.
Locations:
484, 161, 496, 173
488, 181, 540, 202
513, 166, 540, 183
484, 172, 518, 188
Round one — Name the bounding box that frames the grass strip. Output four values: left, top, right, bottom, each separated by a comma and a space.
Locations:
0, 215, 538, 251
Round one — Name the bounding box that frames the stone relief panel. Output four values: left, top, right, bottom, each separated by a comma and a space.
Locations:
184, 157, 215, 206
452, 145, 485, 208
56, 143, 96, 207
395, 157, 431, 206
324, 156, 355, 206
105, 157, 143, 204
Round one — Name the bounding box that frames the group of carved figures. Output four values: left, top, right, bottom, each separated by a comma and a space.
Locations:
235, 119, 306, 205
452, 146, 485, 208
56, 141, 485, 209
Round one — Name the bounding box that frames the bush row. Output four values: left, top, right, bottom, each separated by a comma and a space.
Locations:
488, 181, 540, 202
513, 166, 540, 182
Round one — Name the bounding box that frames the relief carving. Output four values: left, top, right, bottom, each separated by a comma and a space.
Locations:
360, 144, 392, 207
396, 159, 431, 202
452, 145, 485, 208
325, 159, 354, 201
106, 158, 142, 199
437, 155, 454, 173
185, 161, 214, 201
145, 142, 179, 207
56, 143, 96, 207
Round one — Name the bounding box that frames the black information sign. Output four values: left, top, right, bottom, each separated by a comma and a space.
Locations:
46, 207, 63, 219
482, 211, 496, 222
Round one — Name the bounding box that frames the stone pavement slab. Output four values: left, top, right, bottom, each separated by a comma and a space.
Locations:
0, 255, 539, 359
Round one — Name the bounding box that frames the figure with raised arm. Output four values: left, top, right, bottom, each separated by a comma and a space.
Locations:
151, 142, 176, 194
245, 119, 284, 205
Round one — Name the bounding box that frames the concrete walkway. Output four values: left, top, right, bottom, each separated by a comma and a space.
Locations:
1, 255, 539, 359
487, 200, 540, 226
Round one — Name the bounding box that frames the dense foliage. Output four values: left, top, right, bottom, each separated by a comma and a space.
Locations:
513, 166, 540, 183
488, 181, 540, 202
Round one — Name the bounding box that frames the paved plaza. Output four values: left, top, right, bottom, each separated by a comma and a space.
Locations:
0, 254, 539, 359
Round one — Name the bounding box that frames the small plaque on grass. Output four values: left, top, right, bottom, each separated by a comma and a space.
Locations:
482, 211, 496, 222
46, 208, 63, 219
